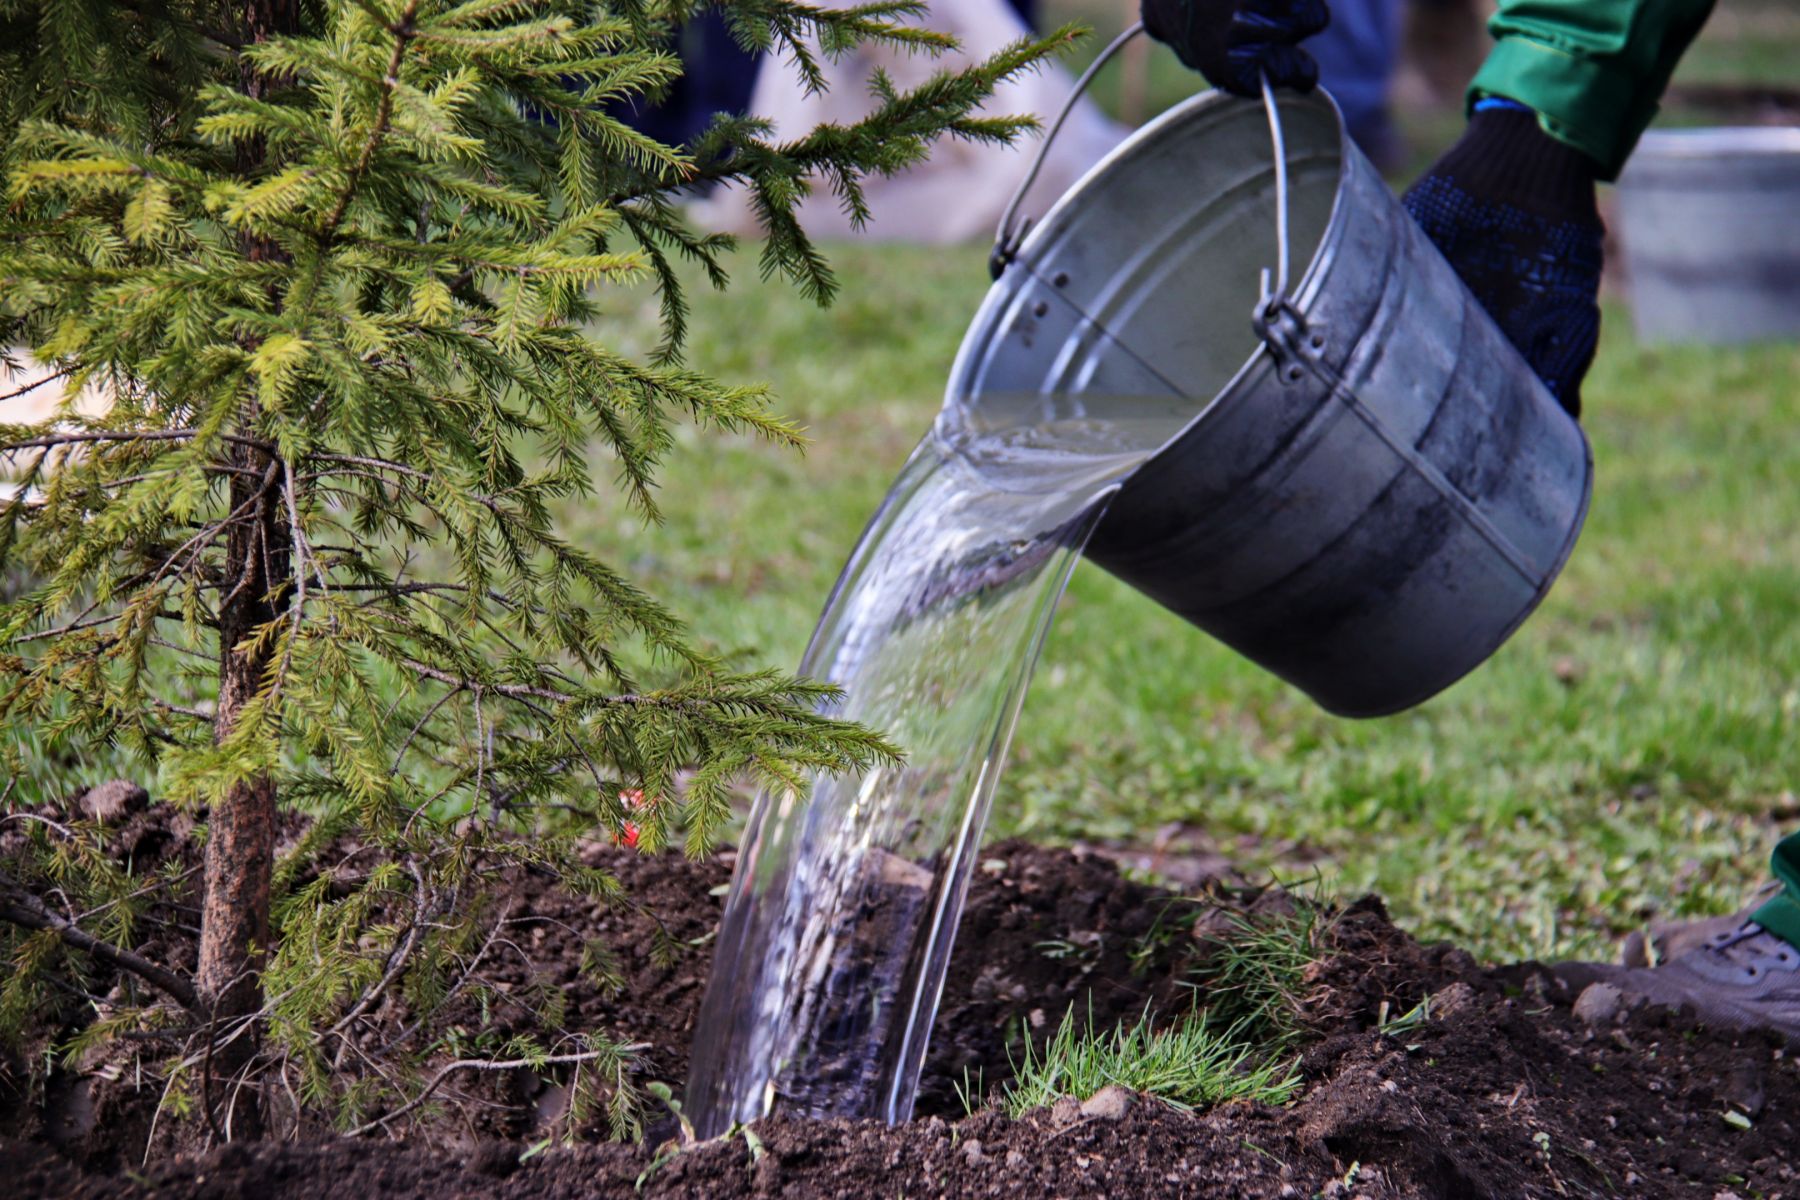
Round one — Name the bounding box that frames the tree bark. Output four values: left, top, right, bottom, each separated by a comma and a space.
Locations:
196, 438, 287, 1136
191, 0, 301, 1139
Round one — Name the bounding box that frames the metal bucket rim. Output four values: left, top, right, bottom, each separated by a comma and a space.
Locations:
999, 87, 1352, 490
1008, 90, 1346, 503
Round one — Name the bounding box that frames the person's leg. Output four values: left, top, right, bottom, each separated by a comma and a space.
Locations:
1304, 0, 1403, 167
617, 11, 761, 148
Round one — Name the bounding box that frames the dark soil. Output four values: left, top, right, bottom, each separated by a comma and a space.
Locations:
7, 832, 1800, 1198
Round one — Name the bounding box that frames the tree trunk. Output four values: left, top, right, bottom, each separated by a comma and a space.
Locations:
196, 439, 287, 1137
192, 0, 301, 1138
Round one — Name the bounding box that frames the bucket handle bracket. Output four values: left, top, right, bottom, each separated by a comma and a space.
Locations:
1252, 295, 1328, 386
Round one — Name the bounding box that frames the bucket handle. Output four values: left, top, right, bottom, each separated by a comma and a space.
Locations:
988, 22, 1297, 329
1255, 72, 1294, 315
990, 21, 1146, 280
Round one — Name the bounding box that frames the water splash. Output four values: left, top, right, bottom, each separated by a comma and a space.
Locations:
685, 395, 1187, 1136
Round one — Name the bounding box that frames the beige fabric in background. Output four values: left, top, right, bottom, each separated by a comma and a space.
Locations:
2, 353, 113, 501
2, 353, 110, 427
688, 0, 1131, 244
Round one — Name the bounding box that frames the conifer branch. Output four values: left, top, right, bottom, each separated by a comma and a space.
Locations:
0, 368, 74, 404
318, 0, 422, 244
395, 657, 575, 702
0, 431, 273, 454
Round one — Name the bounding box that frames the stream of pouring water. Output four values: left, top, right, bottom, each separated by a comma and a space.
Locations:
685, 394, 1191, 1137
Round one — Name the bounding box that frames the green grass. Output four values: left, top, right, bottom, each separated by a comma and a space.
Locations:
1182, 898, 1334, 1047
1000, 898, 1330, 1115
1668, 0, 1800, 91
570, 241, 1800, 965
999, 1003, 1302, 1116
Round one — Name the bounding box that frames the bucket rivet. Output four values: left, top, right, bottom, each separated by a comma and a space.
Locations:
1053, 272, 1069, 287
1032, 301, 1049, 318
1309, 334, 1326, 350
1283, 364, 1304, 383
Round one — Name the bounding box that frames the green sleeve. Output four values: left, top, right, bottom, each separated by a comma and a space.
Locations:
1468, 0, 1717, 180
1753, 831, 1800, 950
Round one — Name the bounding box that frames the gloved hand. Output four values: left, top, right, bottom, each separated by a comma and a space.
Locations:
1401, 101, 1604, 417
1140, 0, 1330, 97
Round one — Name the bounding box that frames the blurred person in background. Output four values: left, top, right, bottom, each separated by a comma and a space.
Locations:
683, 0, 1130, 243
1307, 0, 1405, 167
617, 0, 1044, 150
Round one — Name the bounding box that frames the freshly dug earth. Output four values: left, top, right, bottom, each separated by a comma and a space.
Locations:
7, 836, 1800, 1198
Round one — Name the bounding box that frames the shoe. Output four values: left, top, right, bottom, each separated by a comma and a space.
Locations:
1562, 922, 1800, 1043
1619, 882, 1782, 968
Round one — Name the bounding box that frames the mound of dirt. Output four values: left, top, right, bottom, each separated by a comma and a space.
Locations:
8, 836, 1799, 1198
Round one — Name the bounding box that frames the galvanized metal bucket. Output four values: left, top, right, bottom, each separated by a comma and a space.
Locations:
953, 34, 1592, 717
1615, 126, 1800, 345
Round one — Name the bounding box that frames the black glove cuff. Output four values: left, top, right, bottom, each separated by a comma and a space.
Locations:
1431, 109, 1602, 227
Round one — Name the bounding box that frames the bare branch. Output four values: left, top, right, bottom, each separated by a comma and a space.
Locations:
371, 902, 513, 1058
394, 658, 703, 713
325, 860, 434, 1046
0, 366, 75, 404
399, 658, 572, 703
0, 889, 198, 1010
345, 1046, 637, 1138
151, 698, 218, 721
0, 430, 272, 454
309, 455, 506, 512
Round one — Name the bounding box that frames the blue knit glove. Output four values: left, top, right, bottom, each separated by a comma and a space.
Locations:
1141, 0, 1331, 97
1402, 101, 1604, 417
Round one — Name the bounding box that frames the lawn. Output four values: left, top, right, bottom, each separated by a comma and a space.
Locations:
575, 239, 1800, 965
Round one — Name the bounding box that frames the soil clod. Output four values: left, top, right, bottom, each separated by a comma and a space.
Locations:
1077, 1084, 1133, 1122
1573, 980, 1625, 1025
74, 780, 150, 825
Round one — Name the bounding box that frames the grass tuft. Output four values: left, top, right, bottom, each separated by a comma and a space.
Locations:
1000, 1003, 1302, 1118
1184, 890, 1336, 1049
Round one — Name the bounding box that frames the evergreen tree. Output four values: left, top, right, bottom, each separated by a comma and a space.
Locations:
0, 0, 1069, 1136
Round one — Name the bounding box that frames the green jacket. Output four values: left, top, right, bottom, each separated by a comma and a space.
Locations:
1470, 0, 1717, 179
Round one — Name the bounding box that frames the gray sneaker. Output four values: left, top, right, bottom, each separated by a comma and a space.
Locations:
1564, 922, 1800, 1043
1618, 882, 1782, 968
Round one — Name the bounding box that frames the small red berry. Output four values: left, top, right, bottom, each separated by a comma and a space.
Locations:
613, 788, 647, 848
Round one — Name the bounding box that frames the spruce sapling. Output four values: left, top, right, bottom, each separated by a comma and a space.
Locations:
0, 0, 1073, 1136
